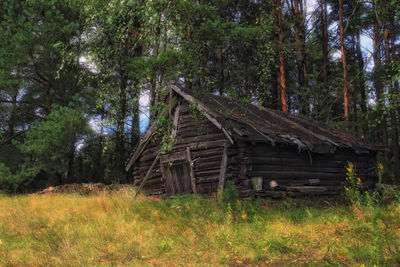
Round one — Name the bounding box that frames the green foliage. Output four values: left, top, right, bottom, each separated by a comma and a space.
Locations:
0, 163, 16, 193
344, 162, 364, 206
13, 106, 90, 188
219, 181, 238, 212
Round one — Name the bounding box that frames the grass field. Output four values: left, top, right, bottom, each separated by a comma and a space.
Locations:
0, 192, 399, 266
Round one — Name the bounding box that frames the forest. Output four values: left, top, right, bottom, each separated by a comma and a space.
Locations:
1, 0, 400, 192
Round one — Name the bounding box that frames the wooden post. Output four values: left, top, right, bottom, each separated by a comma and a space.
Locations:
186, 147, 197, 194
134, 154, 160, 199
171, 103, 181, 138
218, 142, 228, 195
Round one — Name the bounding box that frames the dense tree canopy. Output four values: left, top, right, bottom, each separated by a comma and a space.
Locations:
0, 0, 399, 192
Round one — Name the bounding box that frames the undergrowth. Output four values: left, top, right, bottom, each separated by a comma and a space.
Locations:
0, 190, 399, 266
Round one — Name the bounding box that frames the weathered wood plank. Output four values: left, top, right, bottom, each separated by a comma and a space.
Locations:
186, 147, 197, 194
160, 162, 175, 196
174, 133, 227, 146
218, 143, 228, 194
171, 103, 181, 138
173, 140, 228, 151
134, 154, 160, 199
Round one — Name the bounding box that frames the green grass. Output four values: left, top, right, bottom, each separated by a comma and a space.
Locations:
0, 193, 399, 266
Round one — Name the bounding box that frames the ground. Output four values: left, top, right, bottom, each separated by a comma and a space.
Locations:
0, 190, 399, 266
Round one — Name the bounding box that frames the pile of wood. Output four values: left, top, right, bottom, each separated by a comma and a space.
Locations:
35, 183, 135, 195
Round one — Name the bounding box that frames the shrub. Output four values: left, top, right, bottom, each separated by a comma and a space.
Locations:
0, 163, 19, 193
219, 181, 238, 211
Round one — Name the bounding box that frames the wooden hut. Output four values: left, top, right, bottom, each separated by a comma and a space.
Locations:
126, 85, 380, 198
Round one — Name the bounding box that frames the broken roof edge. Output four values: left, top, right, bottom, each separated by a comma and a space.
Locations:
169, 84, 234, 144
125, 92, 178, 171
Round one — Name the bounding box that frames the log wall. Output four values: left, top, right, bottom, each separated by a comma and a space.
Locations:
245, 143, 377, 194
133, 99, 231, 196
133, 95, 377, 198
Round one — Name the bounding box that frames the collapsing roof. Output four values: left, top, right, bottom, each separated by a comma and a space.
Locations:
169, 85, 379, 154
126, 85, 379, 171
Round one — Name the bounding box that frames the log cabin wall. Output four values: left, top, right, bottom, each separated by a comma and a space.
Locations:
133, 97, 232, 196
246, 142, 377, 192
133, 131, 164, 195
228, 142, 252, 198
173, 100, 230, 196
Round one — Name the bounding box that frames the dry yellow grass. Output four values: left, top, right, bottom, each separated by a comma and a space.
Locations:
0, 193, 399, 266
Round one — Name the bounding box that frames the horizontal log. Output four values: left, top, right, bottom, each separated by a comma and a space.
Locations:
142, 183, 165, 190
136, 171, 162, 182
142, 177, 163, 187
248, 170, 345, 180
248, 145, 372, 160
173, 140, 228, 151
140, 151, 159, 163
192, 147, 223, 158
174, 133, 227, 146
139, 165, 161, 174
178, 116, 208, 126
251, 164, 368, 174
195, 168, 221, 177
143, 188, 165, 195
176, 127, 221, 139
250, 156, 370, 168
195, 161, 222, 171
197, 175, 220, 183
196, 183, 219, 194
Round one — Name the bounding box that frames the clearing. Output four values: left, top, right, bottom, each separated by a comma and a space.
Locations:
0, 191, 399, 266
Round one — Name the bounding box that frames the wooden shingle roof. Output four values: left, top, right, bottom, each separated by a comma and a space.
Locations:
171, 85, 380, 154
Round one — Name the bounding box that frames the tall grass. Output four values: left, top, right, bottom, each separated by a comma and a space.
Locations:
0, 193, 399, 266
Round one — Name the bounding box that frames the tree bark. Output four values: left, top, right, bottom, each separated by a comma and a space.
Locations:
373, 4, 389, 161
216, 47, 224, 95
277, 0, 287, 112
287, 0, 308, 115
384, 23, 400, 180
321, 0, 328, 89
115, 67, 127, 178
150, 18, 160, 122
339, 0, 349, 121
390, 16, 400, 181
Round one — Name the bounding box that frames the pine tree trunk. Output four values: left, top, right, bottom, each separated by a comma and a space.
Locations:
385, 24, 400, 181
288, 0, 308, 115
321, 0, 328, 89
277, 0, 287, 112
356, 30, 368, 136
373, 6, 389, 162
150, 21, 160, 122
116, 72, 127, 178
216, 47, 224, 95
339, 0, 349, 121
390, 17, 400, 182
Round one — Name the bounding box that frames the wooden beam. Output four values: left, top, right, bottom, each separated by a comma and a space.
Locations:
169, 85, 234, 144
218, 142, 228, 195
171, 103, 181, 138
134, 154, 160, 199
186, 147, 197, 194
160, 161, 175, 196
